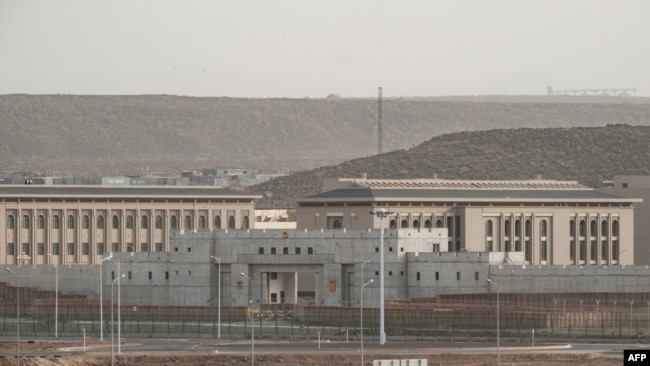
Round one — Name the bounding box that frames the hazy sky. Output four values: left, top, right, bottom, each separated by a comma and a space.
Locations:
1, 0, 648, 98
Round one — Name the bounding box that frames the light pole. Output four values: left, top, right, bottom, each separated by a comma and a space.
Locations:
369, 208, 392, 345
210, 256, 221, 339
47, 253, 58, 338
240, 272, 254, 366
5, 268, 20, 366
360, 278, 374, 366
110, 274, 124, 366
486, 279, 500, 366
104, 256, 121, 354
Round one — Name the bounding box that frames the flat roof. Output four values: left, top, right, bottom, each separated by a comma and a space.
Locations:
0, 185, 261, 199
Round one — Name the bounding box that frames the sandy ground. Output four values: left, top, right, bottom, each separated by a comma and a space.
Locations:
0, 340, 622, 365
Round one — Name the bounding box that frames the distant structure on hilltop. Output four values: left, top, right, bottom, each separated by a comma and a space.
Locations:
547, 86, 636, 97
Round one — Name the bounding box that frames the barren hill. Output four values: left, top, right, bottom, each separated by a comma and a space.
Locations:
241, 124, 650, 208
1, 94, 650, 177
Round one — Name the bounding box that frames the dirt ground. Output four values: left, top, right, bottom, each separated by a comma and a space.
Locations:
0, 340, 621, 365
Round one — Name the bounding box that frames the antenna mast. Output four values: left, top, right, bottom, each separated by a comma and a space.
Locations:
378, 86, 383, 179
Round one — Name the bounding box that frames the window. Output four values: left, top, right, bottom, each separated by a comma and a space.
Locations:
416, 272, 420, 281
435, 272, 439, 281
141, 243, 149, 252
141, 215, 148, 229
6, 215, 14, 229
171, 216, 177, 229
127, 243, 134, 252
413, 220, 420, 229
601, 220, 608, 236
270, 272, 278, 280
52, 215, 59, 229
214, 215, 221, 229
486, 220, 493, 237
424, 220, 432, 229
7, 243, 14, 256
38, 215, 45, 229
67, 243, 75, 255
271, 247, 277, 254
579, 219, 586, 237
111, 271, 115, 280
126, 215, 134, 229
155, 243, 163, 252
112, 243, 119, 252
271, 293, 278, 303
401, 219, 409, 228
165, 271, 169, 280
456, 272, 461, 281
184, 215, 191, 229
389, 219, 397, 229
82, 215, 89, 229
242, 215, 249, 229
540, 220, 547, 237
612, 221, 619, 236
148, 272, 152, 280
475, 272, 479, 281
53, 243, 60, 255
22, 243, 30, 255
97, 243, 104, 255
570, 220, 576, 236
22, 215, 29, 229
82, 243, 89, 255
112, 215, 119, 229
199, 216, 206, 229
295, 247, 301, 254
155, 215, 163, 229
38, 243, 45, 255
308, 247, 313, 254
97, 215, 104, 229
228, 215, 235, 229
67, 215, 75, 229
283, 247, 289, 254
128, 271, 132, 280
590, 220, 597, 237
259, 247, 264, 254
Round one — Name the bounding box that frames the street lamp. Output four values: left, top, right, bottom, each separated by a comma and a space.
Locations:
369, 208, 393, 345
47, 253, 58, 338
360, 278, 374, 366
486, 278, 500, 366
210, 256, 221, 339
110, 274, 125, 366
5, 268, 19, 366
240, 272, 254, 366
104, 255, 122, 354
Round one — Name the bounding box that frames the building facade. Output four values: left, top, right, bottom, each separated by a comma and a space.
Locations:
0, 186, 260, 266
296, 179, 641, 266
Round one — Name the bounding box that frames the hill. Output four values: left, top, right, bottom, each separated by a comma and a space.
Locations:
241, 124, 650, 208
1, 94, 650, 177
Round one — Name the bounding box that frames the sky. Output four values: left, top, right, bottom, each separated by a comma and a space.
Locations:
1, 0, 648, 98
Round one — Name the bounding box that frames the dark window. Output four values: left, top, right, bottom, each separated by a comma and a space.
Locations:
283, 247, 289, 254
308, 247, 313, 254
214, 215, 221, 229
6, 215, 14, 229
141, 215, 148, 229
155, 215, 163, 229
259, 247, 264, 254
97, 215, 104, 229
126, 215, 134, 229
199, 216, 206, 229
112, 215, 119, 229
456, 272, 460, 281
52, 215, 59, 229
148, 272, 152, 280
82, 243, 89, 255
171, 216, 177, 229
475, 272, 479, 281
165, 271, 169, 280
82, 215, 89, 229
295, 247, 301, 254
184, 215, 191, 229
271, 247, 277, 254
22, 215, 29, 229
38, 215, 45, 229
270, 272, 278, 280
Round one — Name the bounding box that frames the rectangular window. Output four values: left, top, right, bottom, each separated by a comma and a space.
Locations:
295, 247, 301, 254
271, 247, 276, 254
155, 243, 163, 252
271, 293, 278, 303
435, 272, 439, 281
416, 272, 421, 281
128, 271, 132, 280
112, 243, 119, 253
97, 243, 104, 255
127, 243, 134, 252
37, 243, 45, 256
111, 271, 115, 280
270, 272, 278, 280
475, 272, 479, 281
22, 243, 30, 255
148, 271, 152, 280
82, 243, 89, 255
456, 272, 461, 281
67, 243, 75, 255
165, 271, 169, 280
283, 247, 289, 254
308, 247, 314, 254
7, 243, 14, 256
53, 243, 60, 256
141, 243, 149, 252
258, 247, 264, 254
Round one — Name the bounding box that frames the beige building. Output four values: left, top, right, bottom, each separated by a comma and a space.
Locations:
297, 178, 641, 266
0, 186, 260, 266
